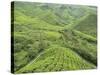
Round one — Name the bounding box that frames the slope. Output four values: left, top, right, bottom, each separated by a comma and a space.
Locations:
16, 45, 95, 73
12, 1, 97, 73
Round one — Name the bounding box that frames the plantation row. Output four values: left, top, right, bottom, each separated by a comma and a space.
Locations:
16, 45, 95, 73
60, 29, 97, 65
12, 2, 97, 73
14, 24, 97, 72
14, 26, 97, 72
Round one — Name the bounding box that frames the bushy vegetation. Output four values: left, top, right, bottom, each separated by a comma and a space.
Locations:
16, 45, 95, 73
11, 1, 97, 73
75, 14, 97, 37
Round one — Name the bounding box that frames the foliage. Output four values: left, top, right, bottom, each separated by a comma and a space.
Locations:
12, 1, 97, 73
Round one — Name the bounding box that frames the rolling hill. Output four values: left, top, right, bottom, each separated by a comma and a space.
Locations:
11, 1, 97, 73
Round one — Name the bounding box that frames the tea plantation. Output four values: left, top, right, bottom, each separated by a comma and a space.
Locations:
11, 2, 97, 73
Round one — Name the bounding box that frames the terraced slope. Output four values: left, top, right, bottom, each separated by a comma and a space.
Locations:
11, 1, 97, 73
16, 45, 95, 73
74, 13, 97, 37
60, 29, 97, 65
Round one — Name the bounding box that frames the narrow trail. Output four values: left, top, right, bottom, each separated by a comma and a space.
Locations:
16, 49, 51, 73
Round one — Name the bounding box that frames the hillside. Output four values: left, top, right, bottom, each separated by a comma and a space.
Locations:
11, 1, 97, 73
